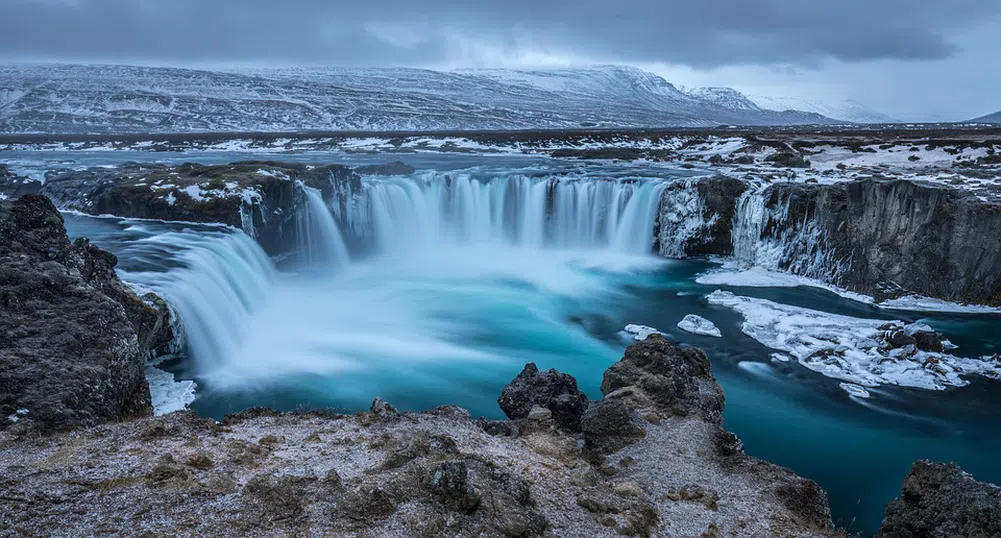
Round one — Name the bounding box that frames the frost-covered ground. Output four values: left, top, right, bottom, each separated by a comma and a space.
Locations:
5, 131, 997, 199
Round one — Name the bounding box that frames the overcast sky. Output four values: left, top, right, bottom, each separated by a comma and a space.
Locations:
1, 0, 999, 121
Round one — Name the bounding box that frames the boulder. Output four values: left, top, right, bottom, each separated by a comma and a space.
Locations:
579, 398, 646, 454
600, 335, 725, 424
428, 461, 480, 514
877, 460, 1001, 538
0, 195, 169, 432
498, 363, 589, 430
765, 151, 811, 168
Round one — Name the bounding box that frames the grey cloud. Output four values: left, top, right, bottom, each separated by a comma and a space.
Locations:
0, 0, 996, 67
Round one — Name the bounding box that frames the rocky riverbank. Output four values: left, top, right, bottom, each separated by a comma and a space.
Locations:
0, 335, 842, 538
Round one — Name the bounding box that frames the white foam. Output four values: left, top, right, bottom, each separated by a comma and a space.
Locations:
677, 314, 722, 337
839, 383, 871, 399
706, 290, 1001, 392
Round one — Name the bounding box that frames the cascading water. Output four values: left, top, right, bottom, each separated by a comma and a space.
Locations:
296, 185, 351, 269
123, 230, 277, 374
339, 172, 667, 256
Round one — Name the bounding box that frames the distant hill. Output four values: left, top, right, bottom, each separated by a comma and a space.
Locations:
970, 111, 1001, 123
0, 64, 839, 135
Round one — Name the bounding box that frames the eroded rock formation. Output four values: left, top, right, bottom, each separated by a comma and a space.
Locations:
0, 195, 172, 432
877, 460, 1001, 538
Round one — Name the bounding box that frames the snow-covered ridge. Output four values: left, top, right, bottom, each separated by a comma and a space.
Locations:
746, 94, 900, 124
0, 64, 838, 134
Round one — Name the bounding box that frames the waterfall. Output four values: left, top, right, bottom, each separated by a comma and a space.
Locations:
127, 230, 277, 374
296, 186, 351, 269
334, 172, 667, 256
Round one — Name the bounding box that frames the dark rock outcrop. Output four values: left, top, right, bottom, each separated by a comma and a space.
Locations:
657, 175, 748, 257
764, 151, 810, 168
0, 165, 42, 200
753, 179, 1001, 305
0, 195, 170, 432
877, 460, 1001, 538
579, 398, 647, 454
600, 334, 725, 424
498, 363, 589, 430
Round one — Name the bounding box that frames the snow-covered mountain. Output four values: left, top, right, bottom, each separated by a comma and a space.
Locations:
745, 94, 899, 124
0, 64, 841, 135
678, 85, 897, 124
677, 87, 761, 112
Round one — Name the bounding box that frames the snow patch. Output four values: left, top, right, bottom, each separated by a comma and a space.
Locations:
878, 295, 1001, 314
182, 184, 205, 201
696, 265, 875, 304
706, 290, 1001, 392
677, 315, 722, 337
622, 324, 662, 341
146, 367, 197, 415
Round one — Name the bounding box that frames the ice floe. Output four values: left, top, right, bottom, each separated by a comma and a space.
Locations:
623, 324, 662, 341
677, 314, 722, 337
878, 295, 1001, 315
146, 366, 197, 415
839, 383, 871, 399
706, 290, 1001, 392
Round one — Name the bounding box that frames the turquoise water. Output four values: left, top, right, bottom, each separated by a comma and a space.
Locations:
42, 151, 1001, 537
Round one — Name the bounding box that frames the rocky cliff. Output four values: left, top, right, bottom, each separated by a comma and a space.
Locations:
24, 162, 363, 259
662, 176, 1001, 305
744, 179, 1001, 304
0, 335, 842, 538
0, 195, 173, 432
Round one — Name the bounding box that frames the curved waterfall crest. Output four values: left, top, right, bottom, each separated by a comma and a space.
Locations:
333, 171, 668, 256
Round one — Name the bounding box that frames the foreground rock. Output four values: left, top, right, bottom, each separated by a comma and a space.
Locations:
497, 363, 588, 430
0, 195, 172, 432
877, 460, 1001, 538
0, 335, 842, 538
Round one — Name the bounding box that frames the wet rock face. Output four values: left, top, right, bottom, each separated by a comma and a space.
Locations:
0, 165, 42, 199
877, 460, 1001, 538
498, 363, 589, 430
657, 175, 748, 258
0, 195, 168, 432
601, 334, 725, 424
763, 179, 1001, 305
